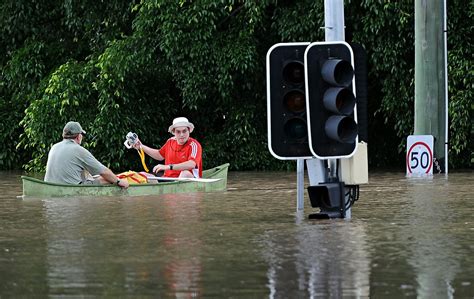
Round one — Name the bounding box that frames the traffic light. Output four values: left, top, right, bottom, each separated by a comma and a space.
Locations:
307, 182, 359, 219
304, 41, 358, 159
266, 42, 312, 160
307, 182, 346, 219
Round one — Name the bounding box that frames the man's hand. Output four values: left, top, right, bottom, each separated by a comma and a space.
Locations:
153, 164, 169, 174
117, 179, 129, 189
132, 138, 142, 150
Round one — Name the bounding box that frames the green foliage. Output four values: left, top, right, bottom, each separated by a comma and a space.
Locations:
445, 1, 474, 168
0, 40, 48, 169
133, 1, 289, 170
271, 1, 324, 42
91, 36, 176, 170
1, 0, 472, 172
346, 0, 416, 167
19, 60, 99, 171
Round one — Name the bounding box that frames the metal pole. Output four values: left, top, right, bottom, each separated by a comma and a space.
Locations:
324, 0, 351, 218
443, 0, 449, 174
297, 159, 305, 211
324, 0, 345, 41
306, 158, 327, 185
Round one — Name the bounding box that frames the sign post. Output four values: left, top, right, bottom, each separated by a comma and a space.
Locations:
406, 135, 434, 176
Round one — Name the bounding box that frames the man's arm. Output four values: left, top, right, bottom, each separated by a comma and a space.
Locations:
154, 160, 196, 172
133, 139, 164, 161
79, 147, 129, 188
100, 168, 129, 189
140, 144, 164, 161
171, 160, 196, 171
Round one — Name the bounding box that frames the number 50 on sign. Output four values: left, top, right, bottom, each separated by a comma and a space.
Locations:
406, 135, 434, 176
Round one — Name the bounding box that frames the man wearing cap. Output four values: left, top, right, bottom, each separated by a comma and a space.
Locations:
44, 121, 129, 188
133, 117, 202, 178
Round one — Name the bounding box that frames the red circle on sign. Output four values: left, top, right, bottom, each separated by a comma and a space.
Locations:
406, 141, 433, 174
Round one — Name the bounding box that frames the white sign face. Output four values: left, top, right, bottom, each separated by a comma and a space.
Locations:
406, 135, 434, 176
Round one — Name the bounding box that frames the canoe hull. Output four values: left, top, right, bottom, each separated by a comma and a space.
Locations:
22, 163, 229, 197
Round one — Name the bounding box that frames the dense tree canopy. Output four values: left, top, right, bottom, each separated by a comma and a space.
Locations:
0, 0, 472, 172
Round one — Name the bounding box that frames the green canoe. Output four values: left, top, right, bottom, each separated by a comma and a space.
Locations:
22, 163, 229, 198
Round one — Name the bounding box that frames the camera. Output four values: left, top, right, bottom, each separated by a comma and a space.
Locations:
124, 132, 139, 149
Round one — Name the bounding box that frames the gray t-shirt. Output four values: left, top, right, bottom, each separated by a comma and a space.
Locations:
44, 139, 107, 184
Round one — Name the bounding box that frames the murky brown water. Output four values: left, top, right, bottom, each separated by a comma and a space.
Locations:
0, 170, 473, 298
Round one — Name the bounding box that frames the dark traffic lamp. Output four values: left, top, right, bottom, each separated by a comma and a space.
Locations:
307, 182, 346, 219
267, 42, 312, 160
304, 42, 358, 159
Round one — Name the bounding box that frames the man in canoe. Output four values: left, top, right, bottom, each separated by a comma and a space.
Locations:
44, 121, 129, 188
133, 117, 203, 178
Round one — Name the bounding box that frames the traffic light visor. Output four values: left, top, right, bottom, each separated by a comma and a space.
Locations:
323, 87, 356, 115
322, 59, 354, 87
325, 115, 357, 143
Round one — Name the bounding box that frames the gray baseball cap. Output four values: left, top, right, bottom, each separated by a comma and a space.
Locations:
62, 121, 86, 138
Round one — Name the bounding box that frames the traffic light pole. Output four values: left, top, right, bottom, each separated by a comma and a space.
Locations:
267, 3, 362, 218
296, 0, 351, 218
296, 159, 304, 211
322, 0, 352, 218
324, 0, 345, 41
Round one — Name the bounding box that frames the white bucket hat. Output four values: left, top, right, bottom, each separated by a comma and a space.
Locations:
168, 117, 194, 133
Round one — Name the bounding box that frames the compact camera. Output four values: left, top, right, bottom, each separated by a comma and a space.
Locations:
124, 132, 139, 149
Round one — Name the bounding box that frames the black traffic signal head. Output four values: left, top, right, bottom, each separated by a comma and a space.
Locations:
307, 182, 346, 219
267, 42, 312, 160
304, 42, 358, 159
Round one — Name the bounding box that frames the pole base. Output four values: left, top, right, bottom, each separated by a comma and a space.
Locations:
308, 211, 344, 219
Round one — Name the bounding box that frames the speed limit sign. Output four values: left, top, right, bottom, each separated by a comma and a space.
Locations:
406, 135, 434, 176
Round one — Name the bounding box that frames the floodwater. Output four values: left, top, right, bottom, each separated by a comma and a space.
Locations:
0, 170, 473, 298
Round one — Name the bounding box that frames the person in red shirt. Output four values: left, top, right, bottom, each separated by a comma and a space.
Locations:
134, 117, 202, 178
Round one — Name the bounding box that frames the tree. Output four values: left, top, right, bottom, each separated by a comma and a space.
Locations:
0, 0, 471, 171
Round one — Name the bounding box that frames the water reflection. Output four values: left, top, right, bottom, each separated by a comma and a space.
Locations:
161, 193, 203, 298
261, 218, 370, 298
41, 193, 204, 297
361, 173, 474, 298
405, 176, 460, 298
0, 171, 473, 297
